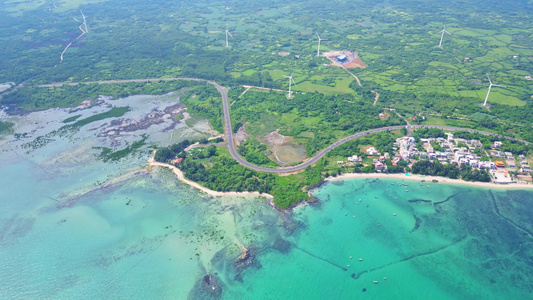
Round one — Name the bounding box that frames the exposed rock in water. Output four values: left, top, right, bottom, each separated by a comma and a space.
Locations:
203, 274, 222, 296
234, 247, 261, 282
188, 274, 223, 300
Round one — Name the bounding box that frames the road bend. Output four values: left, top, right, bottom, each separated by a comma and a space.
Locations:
36, 78, 528, 173
208, 81, 527, 173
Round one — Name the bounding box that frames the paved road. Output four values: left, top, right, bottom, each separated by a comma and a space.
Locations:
207, 80, 528, 173
36, 77, 528, 173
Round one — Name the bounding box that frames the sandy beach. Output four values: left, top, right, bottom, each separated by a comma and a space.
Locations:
325, 172, 533, 189
147, 157, 273, 199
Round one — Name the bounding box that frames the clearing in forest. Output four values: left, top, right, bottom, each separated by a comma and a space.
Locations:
322, 51, 367, 69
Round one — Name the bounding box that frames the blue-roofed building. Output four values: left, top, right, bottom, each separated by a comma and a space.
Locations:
337, 55, 347, 61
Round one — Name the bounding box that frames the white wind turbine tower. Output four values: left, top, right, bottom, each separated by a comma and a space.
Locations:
316, 33, 326, 57
483, 75, 505, 106
438, 25, 451, 48
225, 26, 233, 48
284, 75, 296, 98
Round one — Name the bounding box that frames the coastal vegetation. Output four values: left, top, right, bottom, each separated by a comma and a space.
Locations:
95, 135, 148, 162
411, 160, 491, 182
0, 121, 14, 135
2, 0, 532, 207
62, 114, 82, 123
1, 81, 203, 111
152, 125, 531, 208
67, 106, 131, 130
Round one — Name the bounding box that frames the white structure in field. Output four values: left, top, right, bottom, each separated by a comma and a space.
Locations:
483, 75, 505, 106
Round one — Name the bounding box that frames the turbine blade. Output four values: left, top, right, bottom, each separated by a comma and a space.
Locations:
493, 84, 506, 88
228, 31, 233, 38
487, 75, 492, 84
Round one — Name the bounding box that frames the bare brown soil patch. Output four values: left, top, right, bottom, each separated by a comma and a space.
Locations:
322, 50, 367, 69
372, 90, 380, 106
359, 145, 373, 154
343, 56, 367, 69
234, 123, 249, 146
262, 129, 308, 165
379, 111, 390, 120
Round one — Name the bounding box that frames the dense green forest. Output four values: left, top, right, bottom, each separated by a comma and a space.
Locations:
1, 0, 532, 207
1, 0, 531, 138
154, 140, 315, 208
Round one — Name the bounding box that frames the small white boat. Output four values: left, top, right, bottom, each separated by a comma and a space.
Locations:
359, 258, 363, 261
393, 213, 396, 216
373, 280, 378, 284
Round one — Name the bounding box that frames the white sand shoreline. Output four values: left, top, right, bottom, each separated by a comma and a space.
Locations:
325, 173, 533, 189
147, 157, 273, 199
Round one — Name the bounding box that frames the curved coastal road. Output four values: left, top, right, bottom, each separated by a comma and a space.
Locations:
207, 80, 528, 173
36, 77, 528, 173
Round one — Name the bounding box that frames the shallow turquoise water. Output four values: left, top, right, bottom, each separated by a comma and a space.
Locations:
220, 179, 533, 299
1, 103, 533, 299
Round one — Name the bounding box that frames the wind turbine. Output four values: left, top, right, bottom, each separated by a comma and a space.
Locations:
483, 75, 505, 106
225, 26, 233, 48
438, 25, 451, 48
284, 75, 296, 98
316, 33, 326, 57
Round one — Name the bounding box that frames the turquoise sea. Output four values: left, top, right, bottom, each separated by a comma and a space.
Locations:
1, 98, 533, 299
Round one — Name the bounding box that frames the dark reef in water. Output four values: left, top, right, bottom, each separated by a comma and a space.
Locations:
351, 236, 467, 280
234, 247, 262, 282
272, 236, 293, 254
434, 193, 458, 205
408, 199, 433, 203
188, 273, 223, 300
410, 215, 422, 233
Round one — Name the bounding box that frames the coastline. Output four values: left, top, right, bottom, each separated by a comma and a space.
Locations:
324, 173, 533, 189
147, 157, 274, 199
